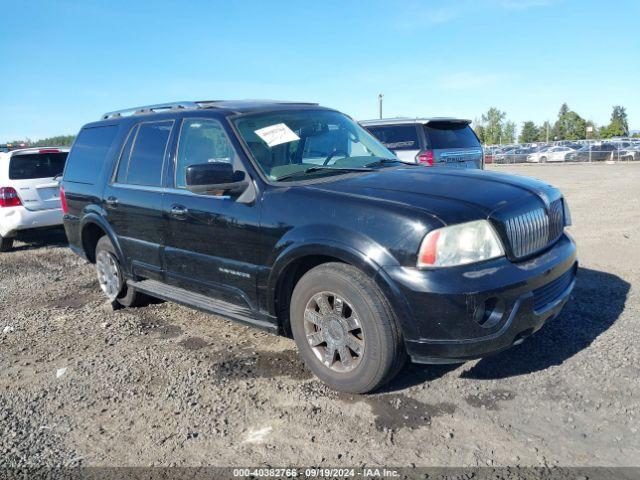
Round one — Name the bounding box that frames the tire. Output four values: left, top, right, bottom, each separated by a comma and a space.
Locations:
540, 156, 547, 163
290, 262, 405, 393
95, 236, 148, 309
0, 235, 14, 252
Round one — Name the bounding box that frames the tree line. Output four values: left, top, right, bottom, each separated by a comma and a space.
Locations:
4, 135, 76, 147
473, 104, 632, 145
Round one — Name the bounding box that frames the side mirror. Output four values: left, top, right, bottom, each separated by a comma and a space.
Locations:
185, 163, 248, 196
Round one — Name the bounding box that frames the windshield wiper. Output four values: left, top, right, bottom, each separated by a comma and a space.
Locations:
363, 158, 411, 168
275, 166, 374, 181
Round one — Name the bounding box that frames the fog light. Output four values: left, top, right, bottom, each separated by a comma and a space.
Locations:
473, 296, 505, 328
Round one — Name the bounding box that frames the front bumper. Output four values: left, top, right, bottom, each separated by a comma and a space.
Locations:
0, 206, 63, 237
381, 233, 577, 363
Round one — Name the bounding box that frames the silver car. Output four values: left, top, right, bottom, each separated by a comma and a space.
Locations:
361, 117, 483, 169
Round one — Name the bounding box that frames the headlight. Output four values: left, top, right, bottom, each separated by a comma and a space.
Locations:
563, 198, 572, 226
417, 220, 505, 268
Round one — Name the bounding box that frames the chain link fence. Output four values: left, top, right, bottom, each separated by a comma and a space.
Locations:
484, 138, 640, 164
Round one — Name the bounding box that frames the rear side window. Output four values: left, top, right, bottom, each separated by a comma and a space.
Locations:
65, 126, 118, 184
9, 152, 68, 180
365, 125, 419, 150
116, 121, 173, 186
424, 122, 480, 149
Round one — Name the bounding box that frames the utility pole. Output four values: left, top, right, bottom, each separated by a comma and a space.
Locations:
546, 122, 550, 143
378, 93, 383, 119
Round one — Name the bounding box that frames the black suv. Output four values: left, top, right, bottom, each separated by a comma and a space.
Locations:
61, 100, 577, 393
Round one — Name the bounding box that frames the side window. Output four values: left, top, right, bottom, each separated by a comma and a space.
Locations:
116, 121, 173, 186
65, 125, 118, 184
115, 125, 138, 184
175, 119, 235, 188
366, 125, 419, 150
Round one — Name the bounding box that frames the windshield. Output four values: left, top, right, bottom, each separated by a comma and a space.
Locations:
233, 109, 396, 181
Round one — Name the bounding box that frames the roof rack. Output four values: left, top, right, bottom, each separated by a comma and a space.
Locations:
101, 100, 217, 120
101, 99, 322, 120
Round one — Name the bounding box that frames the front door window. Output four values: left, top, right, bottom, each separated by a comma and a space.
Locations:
175, 119, 236, 188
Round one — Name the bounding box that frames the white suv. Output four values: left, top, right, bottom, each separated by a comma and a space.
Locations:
0, 147, 69, 251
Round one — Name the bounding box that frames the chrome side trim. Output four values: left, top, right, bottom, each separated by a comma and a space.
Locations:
110, 183, 230, 200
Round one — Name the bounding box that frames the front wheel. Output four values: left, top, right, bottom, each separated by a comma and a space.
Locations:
290, 263, 405, 393
95, 236, 148, 308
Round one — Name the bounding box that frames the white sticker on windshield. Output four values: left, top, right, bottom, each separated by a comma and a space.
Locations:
254, 123, 300, 147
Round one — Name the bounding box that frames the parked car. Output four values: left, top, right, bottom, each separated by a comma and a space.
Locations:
493, 147, 516, 164
0, 147, 69, 251
1, 143, 29, 153
361, 118, 483, 168
618, 144, 640, 161
557, 141, 583, 150
527, 146, 575, 163
495, 146, 535, 164
61, 100, 576, 393
565, 143, 617, 162
482, 145, 506, 164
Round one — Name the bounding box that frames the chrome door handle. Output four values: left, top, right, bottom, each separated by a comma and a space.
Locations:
170, 205, 188, 218
105, 196, 118, 208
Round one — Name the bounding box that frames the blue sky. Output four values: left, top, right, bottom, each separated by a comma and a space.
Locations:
1, 0, 638, 141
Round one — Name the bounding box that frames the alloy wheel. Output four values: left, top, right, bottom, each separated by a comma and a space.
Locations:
303, 292, 365, 372
96, 250, 122, 301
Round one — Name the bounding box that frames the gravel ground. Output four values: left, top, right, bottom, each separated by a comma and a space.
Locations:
0, 163, 638, 469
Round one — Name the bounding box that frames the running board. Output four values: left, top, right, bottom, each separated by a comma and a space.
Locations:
128, 279, 278, 333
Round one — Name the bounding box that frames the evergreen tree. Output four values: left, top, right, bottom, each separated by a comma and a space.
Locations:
600, 106, 629, 138
518, 121, 538, 143
553, 103, 587, 140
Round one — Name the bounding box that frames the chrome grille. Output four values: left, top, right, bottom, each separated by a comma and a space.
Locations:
548, 199, 564, 240
503, 199, 564, 258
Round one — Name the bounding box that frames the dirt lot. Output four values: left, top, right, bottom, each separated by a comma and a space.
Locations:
0, 163, 638, 469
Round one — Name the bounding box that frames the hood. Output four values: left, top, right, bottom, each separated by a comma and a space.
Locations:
307, 166, 559, 224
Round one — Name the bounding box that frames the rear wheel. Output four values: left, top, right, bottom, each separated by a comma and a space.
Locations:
95, 236, 147, 309
540, 156, 547, 163
0, 235, 14, 252
290, 263, 405, 393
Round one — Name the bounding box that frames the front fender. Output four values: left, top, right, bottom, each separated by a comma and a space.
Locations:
266, 225, 399, 296
265, 227, 418, 340
269, 224, 399, 268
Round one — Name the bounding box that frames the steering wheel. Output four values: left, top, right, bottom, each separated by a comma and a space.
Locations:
323, 149, 349, 165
